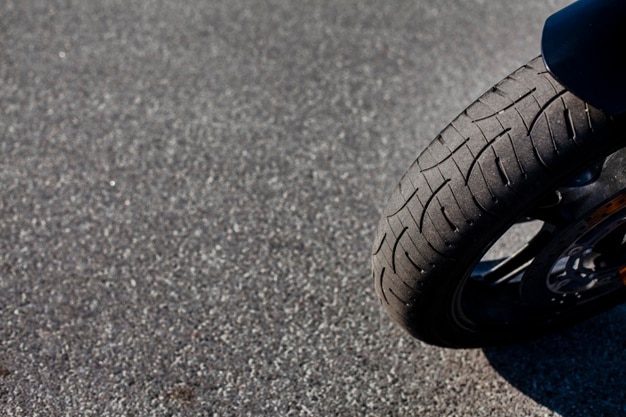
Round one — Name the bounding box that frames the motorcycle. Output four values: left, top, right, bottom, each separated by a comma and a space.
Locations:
371, 0, 626, 347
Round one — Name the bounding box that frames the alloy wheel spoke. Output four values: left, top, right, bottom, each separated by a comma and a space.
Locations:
472, 229, 553, 285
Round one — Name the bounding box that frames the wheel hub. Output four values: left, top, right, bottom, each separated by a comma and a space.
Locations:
548, 218, 626, 294
523, 191, 626, 307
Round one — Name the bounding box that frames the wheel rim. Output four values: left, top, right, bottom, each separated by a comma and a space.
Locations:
522, 191, 626, 308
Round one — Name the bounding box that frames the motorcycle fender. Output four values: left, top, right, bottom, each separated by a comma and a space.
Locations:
542, 0, 626, 115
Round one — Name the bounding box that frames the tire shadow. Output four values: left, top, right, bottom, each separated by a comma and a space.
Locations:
484, 304, 626, 417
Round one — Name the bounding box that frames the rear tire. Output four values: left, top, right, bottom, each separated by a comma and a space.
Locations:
372, 56, 626, 347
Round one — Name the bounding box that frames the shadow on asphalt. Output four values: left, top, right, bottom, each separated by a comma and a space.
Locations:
484, 304, 626, 417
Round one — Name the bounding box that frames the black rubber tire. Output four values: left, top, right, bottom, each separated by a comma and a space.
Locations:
372, 56, 626, 348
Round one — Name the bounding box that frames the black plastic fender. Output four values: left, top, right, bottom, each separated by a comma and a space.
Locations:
542, 0, 626, 115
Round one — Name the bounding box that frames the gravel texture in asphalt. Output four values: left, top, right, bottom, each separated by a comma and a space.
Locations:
3, 0, 625, 416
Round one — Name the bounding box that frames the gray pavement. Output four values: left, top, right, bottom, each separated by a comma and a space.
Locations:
3, 0, 624, 416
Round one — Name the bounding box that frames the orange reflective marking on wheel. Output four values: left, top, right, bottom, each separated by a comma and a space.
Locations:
620, 266, 626, 286
587, 193, 626, 226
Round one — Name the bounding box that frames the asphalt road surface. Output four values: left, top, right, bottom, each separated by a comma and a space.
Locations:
3, 0, 625, 416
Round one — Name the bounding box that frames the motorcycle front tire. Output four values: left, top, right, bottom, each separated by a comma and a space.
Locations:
372, 56, 626, 348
